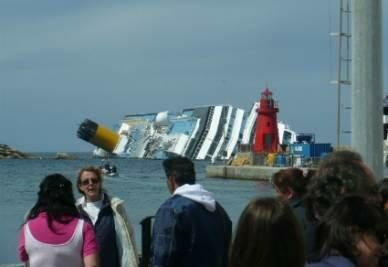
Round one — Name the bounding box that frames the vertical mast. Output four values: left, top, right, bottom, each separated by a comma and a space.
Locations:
332, 0, 351, 148
351, 0, 383, 179
335, 0, 344, 148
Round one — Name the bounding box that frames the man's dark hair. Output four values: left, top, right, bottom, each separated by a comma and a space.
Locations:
163, 157, 196, 185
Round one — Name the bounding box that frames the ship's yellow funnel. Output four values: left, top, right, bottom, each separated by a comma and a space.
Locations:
90, 125, 119, 152
77, 119, 119, 153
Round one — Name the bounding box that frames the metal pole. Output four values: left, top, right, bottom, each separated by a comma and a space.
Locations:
351, 0, 384, 180
336, 0, 344, 148
345, 1, 351, 82
140, 216, 154, 267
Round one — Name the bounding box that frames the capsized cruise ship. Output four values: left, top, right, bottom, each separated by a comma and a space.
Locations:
77, 103, 297, 161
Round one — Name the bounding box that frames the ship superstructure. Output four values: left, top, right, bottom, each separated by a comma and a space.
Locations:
78, 99, 297, 160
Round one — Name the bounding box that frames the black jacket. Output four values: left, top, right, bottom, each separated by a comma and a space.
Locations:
78, 193, 119, 267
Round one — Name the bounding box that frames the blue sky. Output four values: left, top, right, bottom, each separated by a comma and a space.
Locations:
0, 1, 387, 152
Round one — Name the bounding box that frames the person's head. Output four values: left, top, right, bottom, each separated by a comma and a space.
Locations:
271, 168, 313, 202
314, 195, 388, 267
304, 175, 344, 223
319, 149, 363, 166
378, 178, 388, 211
27, 173, 79, 230
315, 156, 376, 194
162, 157, 196, 194
77, 166, 103, 202
229, 197, 305, 267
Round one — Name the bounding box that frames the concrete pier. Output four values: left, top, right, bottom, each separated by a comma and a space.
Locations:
206, 165, 311, 181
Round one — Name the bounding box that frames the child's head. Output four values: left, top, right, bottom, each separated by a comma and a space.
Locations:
229, 197, 305, 267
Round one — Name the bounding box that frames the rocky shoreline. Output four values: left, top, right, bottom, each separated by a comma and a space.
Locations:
0, 145, 80, 160
0, 144, 31, 159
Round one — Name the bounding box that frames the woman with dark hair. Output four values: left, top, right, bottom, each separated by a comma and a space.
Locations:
76, 166, 138, 267
316, 151, 376, 192
308, 195, 388, 267
304, 175, 344, 225
229, 197, 305, 267
18, 173, 98, 267
272, 168, 314, 257
271, 168, 313, 222
302, 175, 345, 258
272, 168, 313, 202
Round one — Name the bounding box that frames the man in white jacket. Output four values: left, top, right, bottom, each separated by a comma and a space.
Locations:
150, 157, 232, 267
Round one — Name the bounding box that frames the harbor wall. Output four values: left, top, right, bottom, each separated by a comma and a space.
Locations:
206, 165, 309, 181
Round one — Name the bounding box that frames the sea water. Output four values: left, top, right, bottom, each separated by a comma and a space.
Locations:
0, 153, 270, 264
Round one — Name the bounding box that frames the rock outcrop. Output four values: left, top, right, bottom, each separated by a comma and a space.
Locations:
0, 144, 31, 159
54, 152, 77, 160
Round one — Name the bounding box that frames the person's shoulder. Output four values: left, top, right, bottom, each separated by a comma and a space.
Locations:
289, 196, 304, 207
214, 202, 232, 222
307, 256, 355, 267
215, 201, 227, 210
81, 218, 94, 230
76, 196, 85, 207
110, 195, 124, 206
215, 202, 230, 215
27, 212, 47, 224
157, 195, 194, 213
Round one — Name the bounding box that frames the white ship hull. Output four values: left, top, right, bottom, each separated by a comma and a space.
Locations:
88, 104, 297, 160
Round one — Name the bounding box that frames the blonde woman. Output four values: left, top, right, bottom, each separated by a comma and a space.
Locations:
76, 166, 138, 267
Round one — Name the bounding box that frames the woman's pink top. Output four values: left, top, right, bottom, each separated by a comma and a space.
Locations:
18, 212, 98, 262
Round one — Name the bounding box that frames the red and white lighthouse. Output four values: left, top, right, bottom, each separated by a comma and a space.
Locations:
252, 88, 279, 153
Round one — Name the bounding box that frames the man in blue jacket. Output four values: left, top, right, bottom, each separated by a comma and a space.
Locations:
150, 157, 232, 267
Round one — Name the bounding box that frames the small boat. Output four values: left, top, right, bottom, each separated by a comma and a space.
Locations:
100, 163, 118, 177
